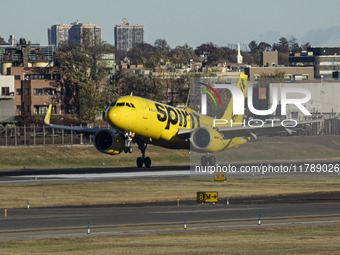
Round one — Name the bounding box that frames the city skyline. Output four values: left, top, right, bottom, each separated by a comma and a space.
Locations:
1, 0, 340, 49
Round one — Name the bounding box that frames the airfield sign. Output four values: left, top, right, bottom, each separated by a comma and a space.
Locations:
214, 172, 226, 181
197, 192, 218, 203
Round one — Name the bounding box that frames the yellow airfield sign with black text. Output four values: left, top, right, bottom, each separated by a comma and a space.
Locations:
197, 192, 218, 203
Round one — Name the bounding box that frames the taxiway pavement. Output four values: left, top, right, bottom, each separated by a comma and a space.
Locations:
1, 202, 340, 240
1, 164, 340, 241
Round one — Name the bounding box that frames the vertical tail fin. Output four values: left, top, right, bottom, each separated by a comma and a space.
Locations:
221, 74, 248, 126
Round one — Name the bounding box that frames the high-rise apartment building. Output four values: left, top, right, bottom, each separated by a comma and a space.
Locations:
114, 18, 144, 51
48, 22, 101, 48
48, 24, 72, 48
68, 22, 101, 45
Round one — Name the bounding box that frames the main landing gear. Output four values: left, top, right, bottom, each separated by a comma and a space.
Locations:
123, 133, 151, 168
201, 154, 216, 166
135, 138, 151, 168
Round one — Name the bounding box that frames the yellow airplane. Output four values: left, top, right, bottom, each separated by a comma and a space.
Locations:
44, 74, 319, 167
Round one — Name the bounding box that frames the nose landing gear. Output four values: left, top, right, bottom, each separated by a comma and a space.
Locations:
124, 132, 133, 153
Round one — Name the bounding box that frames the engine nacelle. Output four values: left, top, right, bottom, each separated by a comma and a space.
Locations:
94, 130, 125, 155
191, 127, 226, 153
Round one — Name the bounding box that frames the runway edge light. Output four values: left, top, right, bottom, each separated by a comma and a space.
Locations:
88, 222, 91, 234
184, 218, 187, 229
258, 214, 261, 225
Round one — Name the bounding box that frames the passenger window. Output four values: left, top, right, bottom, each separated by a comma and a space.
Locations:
116, 102, 125, 107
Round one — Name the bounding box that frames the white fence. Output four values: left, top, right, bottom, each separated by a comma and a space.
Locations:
0, 124, 108, 146
0, 120, 339, 147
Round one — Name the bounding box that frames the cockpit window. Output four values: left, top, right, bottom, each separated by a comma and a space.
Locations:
111, 101, 135, 108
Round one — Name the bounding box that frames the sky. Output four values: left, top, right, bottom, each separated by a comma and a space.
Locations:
1, 0, 340, 49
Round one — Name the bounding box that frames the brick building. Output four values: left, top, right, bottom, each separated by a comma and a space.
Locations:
9, 67, 61, 116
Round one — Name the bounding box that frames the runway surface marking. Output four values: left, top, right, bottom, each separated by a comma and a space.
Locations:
17, 171, 191, 179
2, 214, 340, 233
119, 226, 209, 231
149, 208, 263, 214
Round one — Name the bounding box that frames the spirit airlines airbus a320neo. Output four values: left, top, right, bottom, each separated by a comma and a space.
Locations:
44, 74, 318, 168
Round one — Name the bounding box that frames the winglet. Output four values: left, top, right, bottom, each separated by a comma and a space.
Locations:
44, 104, 52, 126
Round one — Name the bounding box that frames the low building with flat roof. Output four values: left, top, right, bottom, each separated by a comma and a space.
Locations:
0, 75, 15, 122
245, 66, 314, 82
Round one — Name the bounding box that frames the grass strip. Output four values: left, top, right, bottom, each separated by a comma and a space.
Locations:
1, 225, 340, 254
1, 178, 340, 209
1, 136, 340, 170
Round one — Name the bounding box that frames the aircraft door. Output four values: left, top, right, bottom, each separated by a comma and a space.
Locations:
143, 104, 148, 119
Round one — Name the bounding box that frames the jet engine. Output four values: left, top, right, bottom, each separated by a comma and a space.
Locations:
94, 130, 125, 155
191, 127, 226, 153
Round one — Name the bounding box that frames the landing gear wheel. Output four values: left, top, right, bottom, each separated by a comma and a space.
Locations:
136, 157, 144, 168
207, 156, 216, 166
144, 157, 151, 168
201, 156, 207, 166
135, 138, 152, 168
124, 147, 133, 153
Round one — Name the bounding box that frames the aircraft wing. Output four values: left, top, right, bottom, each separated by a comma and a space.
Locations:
44, 104, 105, 134
178, 119, 324, 140
216, 119, 323, 139
177, 128, 194, 139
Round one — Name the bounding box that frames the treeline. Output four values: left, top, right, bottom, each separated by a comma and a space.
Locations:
1, 32, 312, 122
248, 36, 311, 66
54, 31, 198, 121
54, 33, 312, 121
116, 36, 311, 67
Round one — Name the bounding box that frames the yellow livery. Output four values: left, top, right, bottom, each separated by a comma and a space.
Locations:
44, 74, 246, 167
44, 74, 320, 167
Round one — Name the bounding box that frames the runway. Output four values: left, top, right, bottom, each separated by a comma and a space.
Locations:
1, 161, 339, 184
0, 165, 191, 184
1, 164, 340, 241
1, 202, 340, 241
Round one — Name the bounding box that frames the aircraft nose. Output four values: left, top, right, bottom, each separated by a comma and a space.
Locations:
105, 106, 112, 121
106, 106, 120, 127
